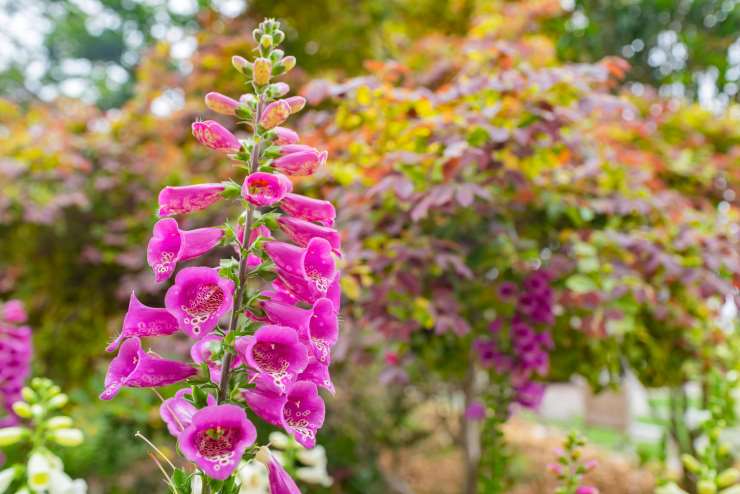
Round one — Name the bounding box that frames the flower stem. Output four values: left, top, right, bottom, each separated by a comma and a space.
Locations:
217, 95, 264, 403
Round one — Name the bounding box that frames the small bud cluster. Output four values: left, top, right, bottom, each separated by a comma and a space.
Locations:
546, 432, 599, 494
0, 378, 86, 493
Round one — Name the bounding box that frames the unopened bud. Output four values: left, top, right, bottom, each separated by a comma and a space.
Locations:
269, 82, 290, 98
260, 34, 273, 49
283, 96, 306, 114
0, 426, 29, 446
259, 100, 291, 129
682, 454, 701, 474
252, 29, 262, 43
281, 56, 296, 72
48, 394, 68, 409
12, 401, 32, 419
698, 480, 717, 494
253, 58, 272, 86
47, 416, 74, 430
274, 31, 285, 45
718, 468, 740, 488
205, 92, 239, 116
232, 56, 253, 76
21, 387, 36, 403
51, 428, 84, 447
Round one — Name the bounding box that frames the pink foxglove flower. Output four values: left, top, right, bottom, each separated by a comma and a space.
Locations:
261, 298, 312, 332
575, 487, 599, 494
280, 193, 336, 226
191, 335, 241, 384
0, 310, 31, 426
160, 389, 198, 436
259, 100, 291, 129
205, 92, 240, 116
305, 298, 338, 364
236, 325, 308, 393
273, 126, 299, 145
192, 120, 241, 153
158, 183, 225, 217
165, 267, 235, 338
265, 237, 336, 294
278, 144, 316, 156
147, 218, 224, 282
272, 149, 327, 176
278, 216, 340, 253
2, 300, 27, 324
178, 404, 257, 480
298, 356, 335, 395
100, 337, 196, 400
107, 291, 179, 352
256, 447, 301, 494
244, 381, 325, 448
242, 172, 293, 207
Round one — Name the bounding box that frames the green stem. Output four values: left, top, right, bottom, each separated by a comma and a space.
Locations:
217, 94, 264, 403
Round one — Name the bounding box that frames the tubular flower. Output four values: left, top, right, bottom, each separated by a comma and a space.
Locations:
298, 356, 335, 395
192, 120, 241, 153
265, 238, 336, 295
259, 100, 291, 129
272, 149, 327, 176
305, 298, 338, 365
100, 337, 197, 400
165, 267, 235, 338
282, 96, 306, 114
242, 172, 293, 207
147, 218, 223, 282
205, 92, 240, 115
278, 216, 340, 253
235, 325, 308, 393
106, 291, 179, 352
273, 126, 299, 145
256, 447, 301, 494
158, 183, 225, 217
280, 193, 336, 226
244, 381, 325, 448
179, 404, 257, 480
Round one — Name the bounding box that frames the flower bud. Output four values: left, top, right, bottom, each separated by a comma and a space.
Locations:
575, 487, 599, 494
31, 404, 43, 417
718, 468, 740, 488
232, 56, 253, 76
47, 416, 74, 430
253, 58, 272, 86
252, 28, 262, 43
284, 96, 306, 114
260, 34, 273, 49
205, 92, 239, 116
719, 486, 740, 494
697, 480, 716, 494
0, 426, 29, 446
281, 56, 296, 72
259, 100, 291, 129
48, 393, 68, 409
21, 386, 36, 403
269, 82, 290, 98
12, 401, 32, 419
274, 30, 285, 44
51, 428, 84, 447
682, 454, 701, 474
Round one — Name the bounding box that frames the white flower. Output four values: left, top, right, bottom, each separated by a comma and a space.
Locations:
27, 451, 53, 491
190, 474, 202, 494
295, 466, 333, 487
235, 461, 268, 494
0, 467, 16, 494
296, 445, 328, 468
